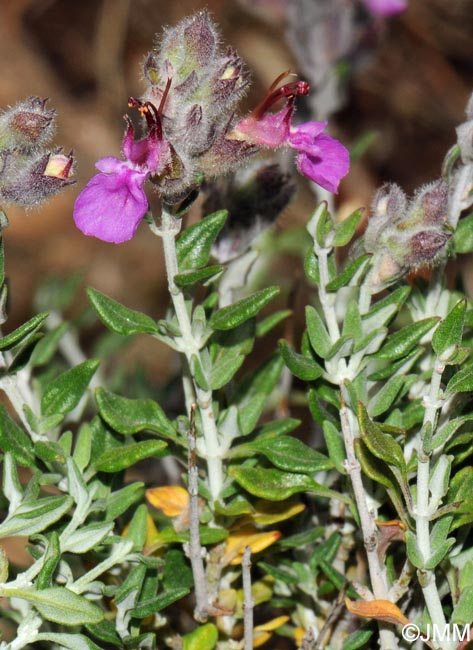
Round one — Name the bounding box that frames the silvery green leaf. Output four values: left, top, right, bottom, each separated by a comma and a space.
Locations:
62, 522, 114, 554
0, 495, 73, 537
3, 452, 23, 512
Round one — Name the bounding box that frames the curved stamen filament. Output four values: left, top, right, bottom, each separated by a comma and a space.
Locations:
252, 76, 310, 120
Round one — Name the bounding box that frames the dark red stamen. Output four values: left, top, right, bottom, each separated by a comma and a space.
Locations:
253, 77, 310, 120
128, 97, 164, 140
158, 78, 172, 115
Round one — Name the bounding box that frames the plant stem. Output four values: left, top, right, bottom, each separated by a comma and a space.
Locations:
152, 207, 224, 503
187, 404, 210, 622
242, 546, 254, 650
317, 246, 398, 650
415, 358, 453, 649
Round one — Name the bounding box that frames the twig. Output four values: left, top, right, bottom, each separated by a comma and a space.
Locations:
242, 546, 254, 650
187, 404, 209, 623
314, 584, 346, 650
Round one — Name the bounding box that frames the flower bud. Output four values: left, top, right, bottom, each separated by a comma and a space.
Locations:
0, 151, 74, 206
207, 162, 296, 262
0, 97, 55, 152
363, 179, 451, 290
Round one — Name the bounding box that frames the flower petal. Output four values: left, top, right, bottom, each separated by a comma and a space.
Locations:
73, 168, 149, 243
288, 121, 328, 152
295, 133, 350, 193
361, 0, 407, 16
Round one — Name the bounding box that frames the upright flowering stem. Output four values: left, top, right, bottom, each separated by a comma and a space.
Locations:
154, 206, 224, 503
314, 230, 398, 650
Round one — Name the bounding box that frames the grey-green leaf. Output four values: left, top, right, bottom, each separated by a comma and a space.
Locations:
176, 210, 227, 271
432, 299, 466, 358
41, 359, 100, 416
95, 387, 176, 440
210, 287, 280, 331
279, 340, 323, 381
87, 288, 158, 336
94, 440, 168, 472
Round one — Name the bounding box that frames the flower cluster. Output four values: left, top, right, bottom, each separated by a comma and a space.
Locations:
73, 12, 349, 244
0, 97, 74, 206
363, 180, 451, 290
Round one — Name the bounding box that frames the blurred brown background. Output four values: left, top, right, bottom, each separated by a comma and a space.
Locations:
0, 0, 472, 372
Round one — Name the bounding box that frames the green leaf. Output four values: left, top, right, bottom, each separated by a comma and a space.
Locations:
279, 340, 323, 381
432, 416, 473, 450
304, 248, 320, 283
373, 317, 439, 361
210, 287, 280, 331
183, 624, 218, 650
0, 404, 34, 466
258, 561, 298, 584
209, 348, 245, 390
41, 359, 100, 416
35, 633, 101, 650
247, 436, 333, 473
174, 265, 224, 287
123, 504, 148, 551
367, 375, 405, 418
323, 421, 346, 474
0, 495, 73, 538
0, 313, 49, 351
333, 209, 364, 247
176, 210, 227, 271
453, 212, 473, 254
305, 306, 331, 358
7, 587, 103, 625
87, 288, 158, 336
405, 531, 424, 568
343, 628, 374, 650
446, 364, 473, 395
36, 532, 61, 590
278, 526, 324, 549
62, 522, 114, 554
131, 588, 190, 619
452, 586, 473, 625
30, 322, 69, 366
326, 254, 371, 292
432, 299, 466, 358
357, 403, 405, 471
94, 440, 168, 472
229, 466, 346, 502
234, 355, 284, 435
95, 387, 176, 439
163, 549, 193, 592
106, 482, 145, 520
354, 439, 393, 490
256, 309, 292, 338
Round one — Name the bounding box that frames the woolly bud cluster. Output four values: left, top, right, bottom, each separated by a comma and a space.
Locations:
0, 97, 73, 206
364, 180, 451, 290
141, 11, 252, 202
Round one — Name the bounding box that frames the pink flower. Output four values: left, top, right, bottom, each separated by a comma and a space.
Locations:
361, 0, 407, 16
233, 78, 349, 193
73, 100, 170, 244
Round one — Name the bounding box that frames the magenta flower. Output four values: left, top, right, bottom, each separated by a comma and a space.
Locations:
232, 79, 349, 193
73, 102, 170, 244
361, 0, 407, 16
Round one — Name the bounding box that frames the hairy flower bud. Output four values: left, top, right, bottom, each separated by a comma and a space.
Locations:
0, 150, 74, 206
364, 180, 451, 290
0, 97, 73, 207
0, 97, 55, 152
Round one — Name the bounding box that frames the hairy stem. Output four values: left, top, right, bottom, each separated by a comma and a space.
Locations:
415, 358, 452, 649
187, 404, 209, 622
152, 207, 224, 502
317, 246, 398, 650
